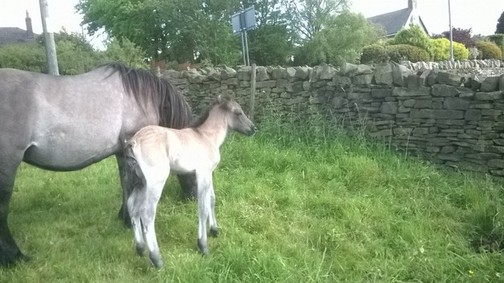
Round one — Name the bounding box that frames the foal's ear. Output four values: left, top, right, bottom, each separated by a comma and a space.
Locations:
217, 95, 222, 103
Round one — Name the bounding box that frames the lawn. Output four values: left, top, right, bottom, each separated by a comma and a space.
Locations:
1, 123, 504, 282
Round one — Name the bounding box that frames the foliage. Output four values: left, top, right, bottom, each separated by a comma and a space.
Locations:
248, 24, 294, 66
103, 38, 148, 69
49, 31, 102, 75
2, 117, 504, 281
360, 44, 388, 64
488, 34, 504, 59
0, 43, 46, 72
431, 38, 469, 61
386, 44, 430, 62
293, 12, 382, 66
496, 11, 504, 34
438, 28, 475, 48
390, 24, 432, 57
286, 0, 349, 42
475, 41, 503, 59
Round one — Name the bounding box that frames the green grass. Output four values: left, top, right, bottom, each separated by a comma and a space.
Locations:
1, 123, 504, 282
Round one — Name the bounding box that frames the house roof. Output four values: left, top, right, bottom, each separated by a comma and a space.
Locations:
368, 8, 413, 36
0, 27, 37, 45
367, 7, 429, 37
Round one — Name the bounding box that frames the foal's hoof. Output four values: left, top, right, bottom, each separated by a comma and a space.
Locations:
210, 227, 219, 238
149, 254, 164, 269
197, 239, 210, 256
135, 243, 146, 256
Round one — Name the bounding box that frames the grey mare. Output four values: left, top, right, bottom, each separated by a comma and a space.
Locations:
0, 63, 197, 266
125, 95, 256, 268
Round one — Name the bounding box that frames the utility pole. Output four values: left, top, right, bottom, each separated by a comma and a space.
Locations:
39, 0, 59, 75
448, 0, 454, 62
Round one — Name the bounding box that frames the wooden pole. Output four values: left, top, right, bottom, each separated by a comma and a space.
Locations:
250, 63, 256, 121
39, 0, 59, 75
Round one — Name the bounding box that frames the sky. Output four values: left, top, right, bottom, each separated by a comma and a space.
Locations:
0, 0, 503, 50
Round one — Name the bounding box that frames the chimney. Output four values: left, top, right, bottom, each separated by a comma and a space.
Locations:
25, 10, 33, 38
408, 0, 417, 10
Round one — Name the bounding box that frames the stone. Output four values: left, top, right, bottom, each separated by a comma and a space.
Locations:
256, 66, 269, 81
500, 75, 504, 91
352, 74, 373, 86
371, 88, 392, 98
392, 63, 413, 86
431, 84, 460, 97
443, 98, 470, 110
381, 102, 398, 114
318, 64, 337, 80
374, 63, 393, 85
295, 66, 310, 80
220, 66, 237, 79
411, 109, 464, 119
392, 86, 430, 97
475, 91, 503, 100
480, 76, 500, 92
436, 72, 463, 86
284, 67, 296, 79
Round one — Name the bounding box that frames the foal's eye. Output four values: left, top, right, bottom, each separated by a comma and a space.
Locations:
234, 112, 242, 116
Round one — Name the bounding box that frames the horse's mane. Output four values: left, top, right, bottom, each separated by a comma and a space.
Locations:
102, 62, 192, 129
191, 95, 233, 128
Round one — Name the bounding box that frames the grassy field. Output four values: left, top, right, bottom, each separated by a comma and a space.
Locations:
1, 121, 504, 282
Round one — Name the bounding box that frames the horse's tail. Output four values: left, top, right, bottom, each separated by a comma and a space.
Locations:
124, 140, 146, 194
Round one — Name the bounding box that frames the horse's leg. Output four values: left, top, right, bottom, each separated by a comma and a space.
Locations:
116, 153, 132, 227
208, 181, 219, 238
176, 172, 198, 199
0, 153, 27, 266
196, 172, 212, 255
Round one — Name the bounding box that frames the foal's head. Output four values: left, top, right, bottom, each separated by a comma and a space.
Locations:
216, 95, 256, 136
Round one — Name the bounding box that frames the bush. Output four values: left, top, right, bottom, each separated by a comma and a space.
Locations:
431, 38, 469, 61
360, 44, 388, 64
475, 41, 502, 59
488, 34, 504, 58
386, 44, 430, 62
0, 43, 46, 72
390, 24, 432, 56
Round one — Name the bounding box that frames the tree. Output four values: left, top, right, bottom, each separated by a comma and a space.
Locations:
437, 28, 474, 48
496, 11, 504, 34
286, 0, 349, 42
293, 12, 382, 65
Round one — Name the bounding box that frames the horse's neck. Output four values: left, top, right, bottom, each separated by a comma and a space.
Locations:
196, 111, 228, 148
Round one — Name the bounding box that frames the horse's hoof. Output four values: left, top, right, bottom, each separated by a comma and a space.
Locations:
210, 227, 219, 238
197, 239, 209, 256
0, 251, 30, 267
135, 243, 146, 256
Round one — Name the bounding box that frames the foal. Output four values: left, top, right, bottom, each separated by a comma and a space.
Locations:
125, 95, 256, 268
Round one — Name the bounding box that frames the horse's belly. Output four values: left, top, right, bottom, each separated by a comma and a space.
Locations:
23, 130, 120, 171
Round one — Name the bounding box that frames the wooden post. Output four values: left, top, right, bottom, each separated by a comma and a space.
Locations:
250, 63, 256, 121
39, 0, 59, 75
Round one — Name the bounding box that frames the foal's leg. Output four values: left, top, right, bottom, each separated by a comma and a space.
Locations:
0, 151, 27, 266
127, 189, 146, 256
196, 172, 213, 255
208, 181, 219, 237
141, 171, 169, 268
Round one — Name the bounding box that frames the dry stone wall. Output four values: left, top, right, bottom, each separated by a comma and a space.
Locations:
163, 61, 504, 177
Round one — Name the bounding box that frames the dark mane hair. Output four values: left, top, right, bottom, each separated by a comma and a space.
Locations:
102, 62, 192, 129
191, 95, 233, 128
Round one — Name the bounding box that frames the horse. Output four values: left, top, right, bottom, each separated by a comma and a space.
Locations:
124, 95, 256, 268
0, 63, 197, 266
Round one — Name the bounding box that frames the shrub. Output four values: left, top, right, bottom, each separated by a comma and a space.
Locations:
488, 34, 504, 59
475, 41, 502, 59
390, 24, 432, 56
386, 44, 430, 62
360, 44, 388, 64
0, 43, 46, 72
431, 38, 469, 61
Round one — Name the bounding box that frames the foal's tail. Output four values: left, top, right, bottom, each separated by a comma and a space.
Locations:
124, 140, 146, 193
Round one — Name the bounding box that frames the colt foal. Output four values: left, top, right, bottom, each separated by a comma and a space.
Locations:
125, 95, 256, 268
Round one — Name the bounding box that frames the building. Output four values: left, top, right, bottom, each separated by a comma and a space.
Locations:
367, 0, 429, 38
0, 11, 38, 45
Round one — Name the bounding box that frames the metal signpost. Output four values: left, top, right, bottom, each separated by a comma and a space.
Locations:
231, 6, 256, 66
